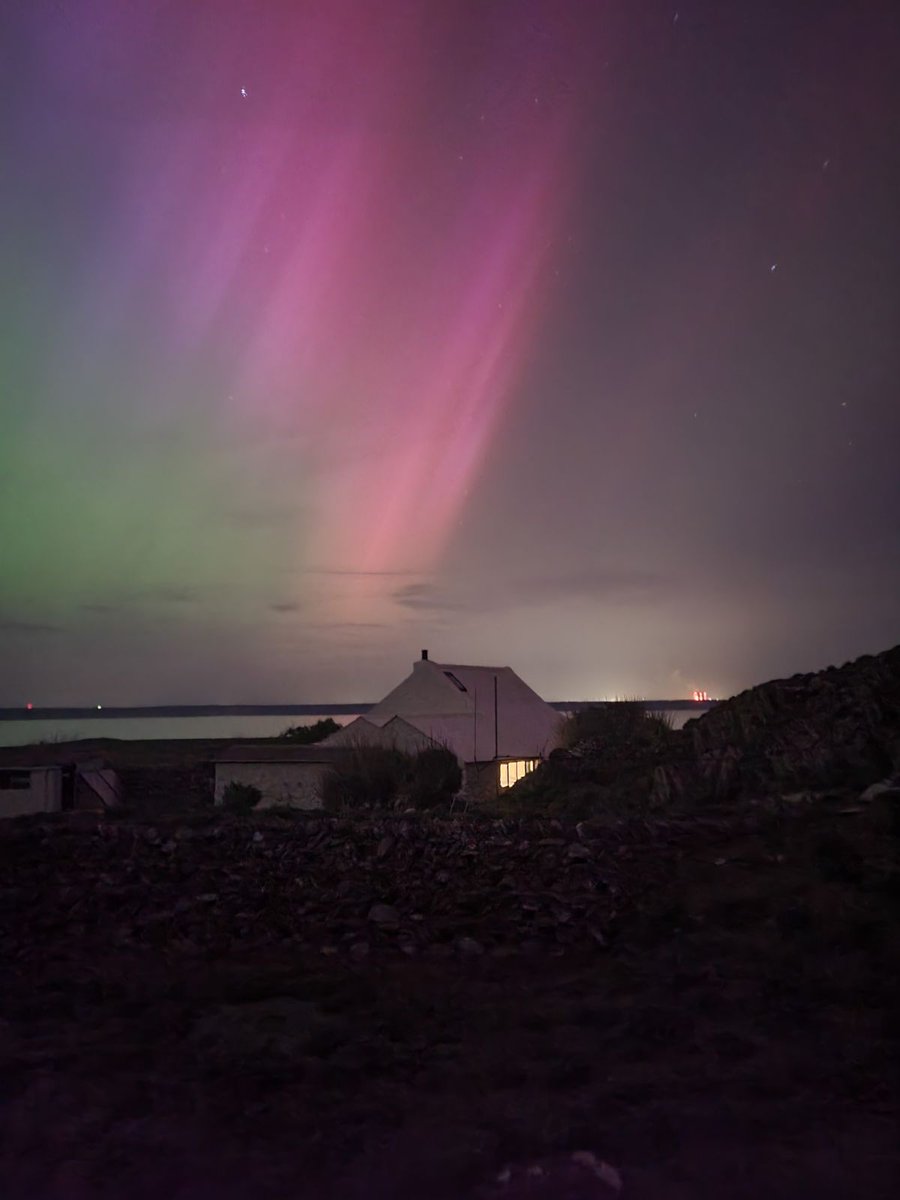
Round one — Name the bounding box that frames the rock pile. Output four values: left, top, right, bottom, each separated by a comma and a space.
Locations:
117, 764, 214, 812
2, 791, 898, 1200
0, 808, 774, 970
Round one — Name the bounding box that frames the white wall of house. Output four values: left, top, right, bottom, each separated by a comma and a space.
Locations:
214, 762, 327, 809
0, 768, 62, 818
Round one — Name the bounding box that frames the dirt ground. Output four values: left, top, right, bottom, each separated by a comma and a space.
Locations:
2, 789, 898, 1199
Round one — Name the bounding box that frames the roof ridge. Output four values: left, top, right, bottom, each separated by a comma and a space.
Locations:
431, 661, 512, 671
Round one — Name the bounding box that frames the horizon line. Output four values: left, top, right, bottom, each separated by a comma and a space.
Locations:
0, 699, 719, 720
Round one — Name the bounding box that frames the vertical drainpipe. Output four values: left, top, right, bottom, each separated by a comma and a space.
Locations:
493, 674, 499, 759
493, 675, 500, 797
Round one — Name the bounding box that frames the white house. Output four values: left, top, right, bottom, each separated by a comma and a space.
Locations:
325, 650, 562, 798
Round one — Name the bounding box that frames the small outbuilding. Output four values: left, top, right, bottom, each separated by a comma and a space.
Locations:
0, 766, 63, 818
0, 760, 121, 819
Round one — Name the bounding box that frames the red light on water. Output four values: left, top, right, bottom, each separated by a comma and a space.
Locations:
26, 702, 33, 711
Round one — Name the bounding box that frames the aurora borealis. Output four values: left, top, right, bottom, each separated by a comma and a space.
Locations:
2, 1, 899, 704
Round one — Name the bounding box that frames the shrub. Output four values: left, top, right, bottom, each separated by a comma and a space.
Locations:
557, 702, 676, 785
321, 746, 410, 812
278, 718, 341, 744
499, 702, 682, 821
320, 744, 463, 812
491, 773, 603, 822
406, 746, 462, 810
221, 781, 262, 813
562, 701, 673, 756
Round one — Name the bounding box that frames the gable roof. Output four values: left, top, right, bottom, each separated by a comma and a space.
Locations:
326, 715, 433, 754
325, 657, 561, 762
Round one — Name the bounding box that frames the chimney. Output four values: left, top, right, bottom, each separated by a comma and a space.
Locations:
421, 649, 428, 661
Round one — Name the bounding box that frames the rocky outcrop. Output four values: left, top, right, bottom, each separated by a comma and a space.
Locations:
664, 644, 900, 802
520, 646, 900, 812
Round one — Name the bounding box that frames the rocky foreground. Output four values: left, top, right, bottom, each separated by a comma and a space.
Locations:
2, 787, 899, 1199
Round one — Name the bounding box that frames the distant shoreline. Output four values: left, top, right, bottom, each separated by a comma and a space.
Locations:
0, 704, 373, 721
0, 700, 717, 721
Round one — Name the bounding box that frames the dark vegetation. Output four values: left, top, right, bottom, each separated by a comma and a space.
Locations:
321, 745, 462, 812
220, 780, 263, 813
506, 702, 679, 820
560, 701, 674, 752
278, 718, 341, 744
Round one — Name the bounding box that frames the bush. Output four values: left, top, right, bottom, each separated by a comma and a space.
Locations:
321, 746, 410, 812
562, 701, 673, 756
406, 746, 462, 810
221, 781, 262, 813
278, 718, 340, 744
488, 773, 603, 822
320, 744, 463, 812
499, 702, 682, 821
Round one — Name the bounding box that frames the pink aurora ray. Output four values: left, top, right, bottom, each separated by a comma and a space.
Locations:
56, 4, 581, 601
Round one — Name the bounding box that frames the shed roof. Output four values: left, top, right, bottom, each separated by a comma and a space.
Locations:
215, 745, 349, 765
0, 763, 63, 774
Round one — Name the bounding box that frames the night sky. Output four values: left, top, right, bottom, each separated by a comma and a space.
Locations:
2, 0, 898, 706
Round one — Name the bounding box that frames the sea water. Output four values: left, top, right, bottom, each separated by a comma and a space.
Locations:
0, 713, 359, 748
0, 707, 699, 748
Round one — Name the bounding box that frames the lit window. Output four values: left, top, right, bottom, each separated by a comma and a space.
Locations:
498, 759, 538, 789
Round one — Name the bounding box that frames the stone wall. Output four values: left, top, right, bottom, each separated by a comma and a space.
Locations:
214, 761, 327, 809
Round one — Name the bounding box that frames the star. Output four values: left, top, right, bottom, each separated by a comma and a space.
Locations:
770, 263, 778, 272
240, 86, 248, 99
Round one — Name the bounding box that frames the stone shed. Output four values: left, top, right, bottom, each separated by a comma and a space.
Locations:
214, 745, 349, 810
